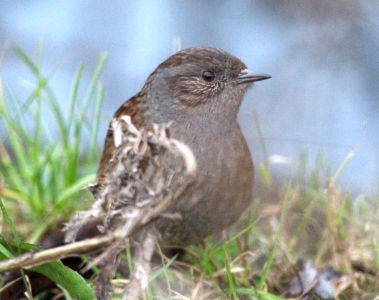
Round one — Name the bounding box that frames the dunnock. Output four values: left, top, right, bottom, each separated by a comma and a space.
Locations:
97, 46, 270, 246
0, 46, 270, 299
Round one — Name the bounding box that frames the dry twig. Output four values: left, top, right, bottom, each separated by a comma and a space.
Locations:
65, 116, 198, 299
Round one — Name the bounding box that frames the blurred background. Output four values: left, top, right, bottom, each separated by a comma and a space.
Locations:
1, 0, 378, 195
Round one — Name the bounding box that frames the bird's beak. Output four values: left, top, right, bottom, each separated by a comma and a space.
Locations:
236, 69, 271, 84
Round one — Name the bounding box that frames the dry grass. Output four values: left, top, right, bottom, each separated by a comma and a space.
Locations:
133, 174, 379, 299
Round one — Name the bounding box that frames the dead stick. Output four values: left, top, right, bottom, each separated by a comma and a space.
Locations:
0, 233, 121, 273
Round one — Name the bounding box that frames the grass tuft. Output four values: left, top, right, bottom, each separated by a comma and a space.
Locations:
0, 45, 106, 242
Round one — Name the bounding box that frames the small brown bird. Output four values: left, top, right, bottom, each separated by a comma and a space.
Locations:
97, 46, 270, 246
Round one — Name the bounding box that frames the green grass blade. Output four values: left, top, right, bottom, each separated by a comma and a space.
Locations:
32, 261, 95, 299
0, 198, 20, 253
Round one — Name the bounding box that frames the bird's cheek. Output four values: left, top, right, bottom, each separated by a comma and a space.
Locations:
176, 94, 206, 108
171, 85, 206, 107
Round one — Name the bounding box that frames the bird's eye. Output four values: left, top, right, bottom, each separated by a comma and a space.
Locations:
202, 70, 216, 82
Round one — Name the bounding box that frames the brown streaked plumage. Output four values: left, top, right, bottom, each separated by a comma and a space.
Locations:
97, 92, 148, 183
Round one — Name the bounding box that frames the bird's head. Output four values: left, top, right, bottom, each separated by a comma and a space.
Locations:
144, 46, 270, 123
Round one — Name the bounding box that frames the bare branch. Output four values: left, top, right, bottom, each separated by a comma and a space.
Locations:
0, 233, 118, 273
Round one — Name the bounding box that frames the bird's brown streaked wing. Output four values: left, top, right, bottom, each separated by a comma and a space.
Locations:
96, 92, 148, 183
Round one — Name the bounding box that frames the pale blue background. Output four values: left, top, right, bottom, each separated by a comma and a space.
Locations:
1, 1, 378, 195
